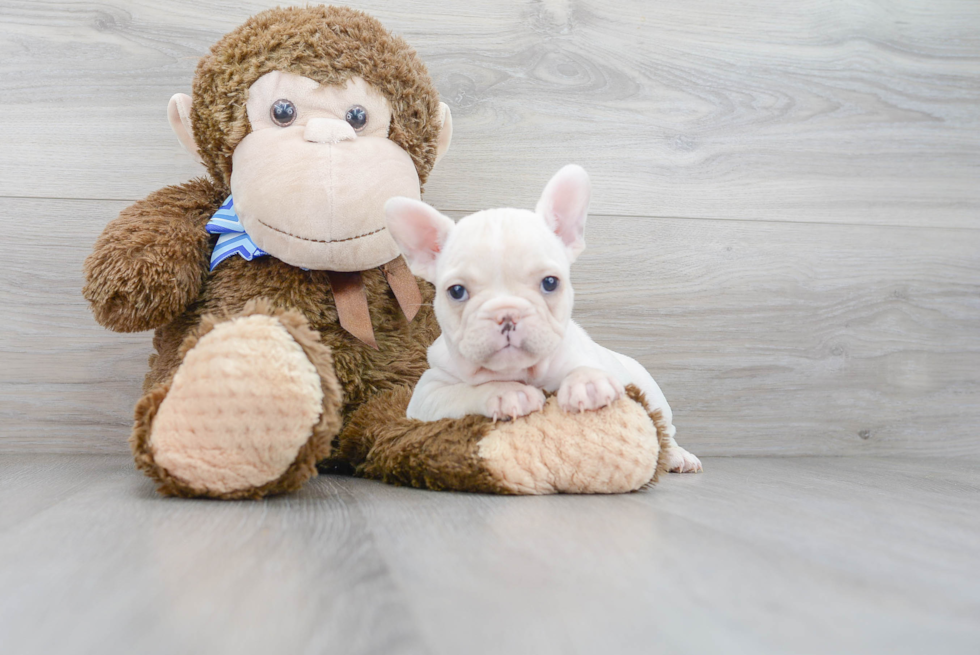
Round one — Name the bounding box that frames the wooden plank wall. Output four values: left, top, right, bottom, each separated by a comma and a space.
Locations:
1, 0, 977, 456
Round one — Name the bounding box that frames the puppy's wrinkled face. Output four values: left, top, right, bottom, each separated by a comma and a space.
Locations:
434, 209, 572, 371
386, 164, 591, 375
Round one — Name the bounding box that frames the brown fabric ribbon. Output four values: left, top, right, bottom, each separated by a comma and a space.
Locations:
326, 256, 422, 350
381, 255, 423, 322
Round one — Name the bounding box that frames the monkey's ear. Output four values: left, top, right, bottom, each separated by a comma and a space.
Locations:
535, 164, 590, 263
434, 102, 453, 165
385, 197, 455, 283
167, 93, 203, 164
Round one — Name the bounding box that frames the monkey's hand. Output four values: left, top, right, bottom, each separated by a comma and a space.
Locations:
83, 178, 223, 333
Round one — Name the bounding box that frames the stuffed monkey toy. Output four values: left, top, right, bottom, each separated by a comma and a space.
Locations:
83, 5, 668, 499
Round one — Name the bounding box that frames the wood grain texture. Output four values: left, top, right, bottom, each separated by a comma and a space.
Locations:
574, 214, 980, 457
2, 197, 976, 456
1, 455, 978, 655
0, 0, 977, 226
0, 198, 149, 453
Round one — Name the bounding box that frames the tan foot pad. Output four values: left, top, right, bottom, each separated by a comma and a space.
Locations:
150, 314, 324, 495
478, 394, 662, 494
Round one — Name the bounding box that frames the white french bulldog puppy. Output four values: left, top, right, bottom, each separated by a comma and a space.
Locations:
384, 165, 701, 473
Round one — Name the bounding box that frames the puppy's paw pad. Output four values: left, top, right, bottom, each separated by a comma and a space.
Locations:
487, 384, 546, 421
557, 367, 625, 413
664, 446, 702, 473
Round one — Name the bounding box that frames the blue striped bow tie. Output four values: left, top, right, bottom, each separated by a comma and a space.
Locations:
205, 196, 268, 270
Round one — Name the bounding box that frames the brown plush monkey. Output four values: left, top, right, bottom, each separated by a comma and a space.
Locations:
83, 6, 667, 499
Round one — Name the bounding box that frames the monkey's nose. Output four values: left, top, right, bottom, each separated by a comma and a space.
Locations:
304, 118, 356, 144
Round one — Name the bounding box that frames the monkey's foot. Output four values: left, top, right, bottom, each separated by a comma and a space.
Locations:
478, 389, 662, 493
132, 303, 343, 499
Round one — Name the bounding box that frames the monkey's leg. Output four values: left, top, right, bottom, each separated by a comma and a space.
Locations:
336, 386, 667, 495
131, 300, 343, 499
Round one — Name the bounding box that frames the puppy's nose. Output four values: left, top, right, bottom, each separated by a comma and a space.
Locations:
496, 313, 519, 333
304, 118, 356, 144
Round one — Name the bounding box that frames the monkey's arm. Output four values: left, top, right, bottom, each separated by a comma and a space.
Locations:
83, 178, 225, 332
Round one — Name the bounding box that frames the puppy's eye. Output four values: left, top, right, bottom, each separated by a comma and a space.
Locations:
541, 276, 560, 293
345, 105, 368, 131
447, 285, 468, 301
271, 99, 297, 126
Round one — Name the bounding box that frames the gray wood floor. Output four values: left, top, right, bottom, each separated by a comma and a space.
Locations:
1, 455, 978, 655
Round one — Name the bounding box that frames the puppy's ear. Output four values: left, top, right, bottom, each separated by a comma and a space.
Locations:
535, 164, 590, 262
385, 197, 455, 283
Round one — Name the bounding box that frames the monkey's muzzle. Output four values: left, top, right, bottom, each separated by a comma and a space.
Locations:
230, 126, 421, 271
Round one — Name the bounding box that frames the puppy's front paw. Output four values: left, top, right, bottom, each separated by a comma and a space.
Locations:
486, 383, 546, 421
557, 367, 625, 413
664, 444, 702, 473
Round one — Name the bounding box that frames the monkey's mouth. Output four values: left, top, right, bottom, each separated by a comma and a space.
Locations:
255, 218, 387, 244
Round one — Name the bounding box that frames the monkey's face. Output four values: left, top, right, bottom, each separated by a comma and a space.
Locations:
229, 71, 422, 271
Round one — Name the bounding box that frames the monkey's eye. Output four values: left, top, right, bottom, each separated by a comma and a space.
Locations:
345, 105, 368, 131
447, 285, 468, 302
541, 276, 560, 293
270, 99, 297, 127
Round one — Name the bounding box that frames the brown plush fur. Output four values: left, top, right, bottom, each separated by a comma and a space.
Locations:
84, 6, 664, 498
83, 178, 224, 333
191, 6, 442, 189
